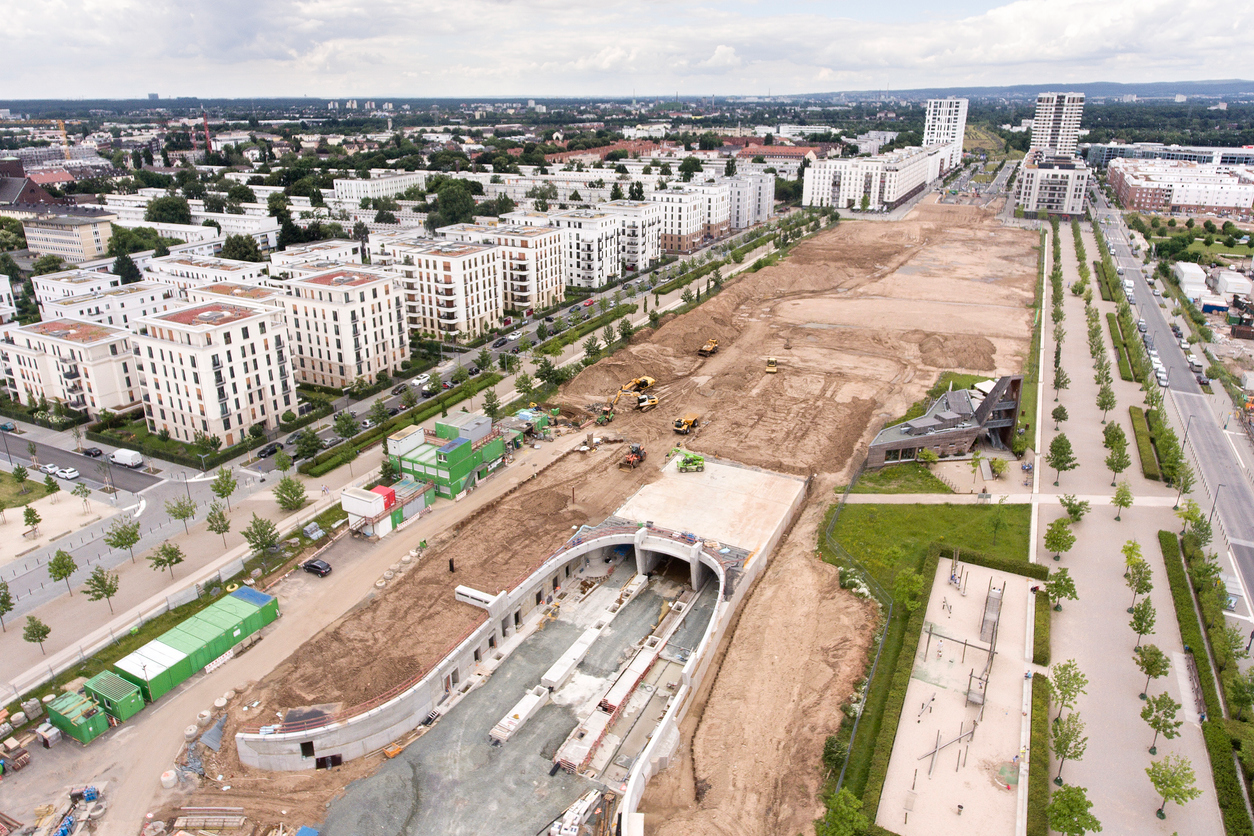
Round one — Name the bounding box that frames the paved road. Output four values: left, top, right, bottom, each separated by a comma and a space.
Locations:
1094, 196, 1254, 612
0, 432, 161, 494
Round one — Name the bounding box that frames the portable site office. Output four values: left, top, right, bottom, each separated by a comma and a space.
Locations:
113, 640, 192, 703
46, 692, 110, 745
84, 671, 145, 722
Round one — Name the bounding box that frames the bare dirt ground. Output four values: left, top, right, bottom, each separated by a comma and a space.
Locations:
159, 200, 1038, 832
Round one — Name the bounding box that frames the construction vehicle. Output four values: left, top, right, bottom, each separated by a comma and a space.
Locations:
697, 339, 719, 357
596, 410, 614, 426
620, 376, 656, 394
766, 357, 778, 374
673, 413, 701, 434
619, 443, 647, 470
677, 452, 705, 472
636, 393, 659, 412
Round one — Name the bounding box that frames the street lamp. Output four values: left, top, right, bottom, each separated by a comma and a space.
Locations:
198, 452, 210, 472
1209, 483, 1226, 525
0, 429, 10, 465
1181, 413, 1196, 452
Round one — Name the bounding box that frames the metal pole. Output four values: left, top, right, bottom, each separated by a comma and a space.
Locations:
1181, 413, 1196, 453
0, 430, 10, 465
1209, 483, 1225, 525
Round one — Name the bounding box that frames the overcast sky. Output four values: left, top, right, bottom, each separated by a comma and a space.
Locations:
4, 0, 1250, 100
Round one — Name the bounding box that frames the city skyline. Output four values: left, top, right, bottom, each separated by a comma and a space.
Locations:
4, 0, 1251, 100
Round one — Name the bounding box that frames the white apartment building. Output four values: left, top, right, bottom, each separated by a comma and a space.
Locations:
600, 200, 663, 271
923, 97, 968, 170
684, 182, 732, 241
1015, 150, 1090, 217
185, 282, 287, 308
1107, 159, 1254, 217
43, 281, 179, 329
0, 319, 139, 417
374, 238, 502, 340
269, 239, 365, 272
500, 209, 555, 228
647, 189, 704, 253
22, 214, 115, 263
281, 268, 409, 389
726, 173, 774, 229
1031, 92, 1085, 157
436, 224, 564, 312
146, 253, 269, 292
32, 269, 123, 307
332, 171, 429, 202
133, 302, 294, 446
0, 276, 15, 324
802, 146, 944, 212
549, 209, 621, 287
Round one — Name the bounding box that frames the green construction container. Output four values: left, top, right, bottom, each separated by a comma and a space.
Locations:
113, 640, 192, 702
158, 624, 219, 672
47, 692, 110, 745
84, 671, 145, 722
230, 586, 279, 627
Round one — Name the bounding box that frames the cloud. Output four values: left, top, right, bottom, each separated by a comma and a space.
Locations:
0, 0, 1249, 98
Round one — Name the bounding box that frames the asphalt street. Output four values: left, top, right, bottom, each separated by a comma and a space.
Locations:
0, 432, 161, 494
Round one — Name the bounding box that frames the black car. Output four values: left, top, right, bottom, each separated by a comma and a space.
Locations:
81, 447, 104, 458
492, 337, 508, 348
387, 406, 400, 416
391, 383, 410, 395
302, 558, 332, 577
569, 305, 581, 314
468, 366, 480, 376
258, 442, 282, 458
422, 386, 439, 397
544, 315, 555, 322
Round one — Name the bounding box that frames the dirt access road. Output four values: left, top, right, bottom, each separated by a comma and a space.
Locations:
159, 198, 1036, 834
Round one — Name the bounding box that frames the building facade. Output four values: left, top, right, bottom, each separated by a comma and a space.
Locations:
1, 319, 139, 417
133, 302, 294, 446
550, 209, 621, 287
726, 173, 774, 230
146, 254, 269, 291
32, 269, 123, 307
332, 171, 429, 203
1015, 151, 1090, 217
923, 97, 968, 170
436, 224, 564, 313
600, 200, 663, 271
43, 281, 179, 328
802, 146, 943, 212
647, 189, 703, 254
22, 214, 115, 262
1031, 92, 1085, 156
1107, 159, 1254, 218
375, 238, 502, 339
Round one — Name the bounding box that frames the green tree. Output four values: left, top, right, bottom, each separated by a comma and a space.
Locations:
369, 399, 391, 426
1053, 366, 1070, 400
1047, 433, 1078, 486
219, 234, 264, 262
1050, 659, 1088, 721
226, 183, 256, 204
1105, 445, 1131, 487
476, 347, 493, 370
211, 467, 237, 511
12, 464, 28, 495
1046, 567, 1078, 611
144, 195, 192, 225
149, 542, 185, 578
274, 449, 293, 473
31, 254, 65, 275
601, 324, 616, 348
1052, 711, 1088, 785
1096, 384, 1116, 423
274, 475, 308, 511
1126, 557, 1153, 611
0, 580, 11, 632
515, 370, 535, 400
296, 427, 323, 460
916, 448, 939, 467
401, 387, 418, 410
1107, 479, 1133, 520
206, 500, 231, 547
242, 513, 280, 554
1216, 623, 1250, 672
72, 480, 92, 512
1047, 784, 1102, 836
814, 787, 868, 836
1044, 517, 1075, 561
618, 317, 634, 344
894, 569, 925, 613
1142, 691, 1182, 755
83, 565, 120, 613
164, 495, 197, 534
1052, 404, 1069, 430
1059, 494, 1090, 523
48, 549, 78, 594
1227, 666, 1254, 720
334, 410, 360, 438
583, 336, 600, 357
482, 387, 502, 420
681, 288, 694, 304
113, 252, 142, 284
1130, 598, 1156, 648
43, 474, 59, 501
1135, 644, 1170, 699
451, 365, 470, 386
23, 616, 51, 655
104, 517, 140, 562
1146, 753, 1202, 818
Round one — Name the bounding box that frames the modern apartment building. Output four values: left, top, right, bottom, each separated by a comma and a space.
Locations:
146, 253, 269, 291
1031, 92, 1085, 156
22, 214, 115, 262
0, 319, 139, 417
802, 146, 944, 212
1085, 142, 1254, 170
1015, 150, 1090, 217
281, 268, 409, 389
647, 189, 704, 254
43, 281, 179, 328
923, 97, 968, 170
332, 171, 428, 203
268, 239, 364, 272
550, 209, 622, 287
32, 269, 123, 307
185, 282, 287, 308
436, 223, 564, 312
1107, 159, 1254, 218
375, 238, 503, 340
684, 182, 732, 241
726, 173, 774, 230
600, 200, 663, 271
132, 302, 294, 446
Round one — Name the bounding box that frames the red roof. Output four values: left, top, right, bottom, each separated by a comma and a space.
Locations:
736, 145, 818, 158
29, 169, 76, 185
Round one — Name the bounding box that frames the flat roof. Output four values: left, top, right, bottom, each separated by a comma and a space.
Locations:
36, 270, 118, 285
15, 318, 127, 344
440, 223, 557, 238
157, 302, 267, 327
53, 280, 172, 303
25, 214, 113, 228
297, 268, 389, 288
154, 255, 259, 271
196, 282, 282, 300
397, 240, 496, 257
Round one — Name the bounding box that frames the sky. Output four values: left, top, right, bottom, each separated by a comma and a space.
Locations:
3, 0, 1251, 100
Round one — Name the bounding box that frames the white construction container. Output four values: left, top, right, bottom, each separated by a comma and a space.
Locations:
489, 686, 548, 743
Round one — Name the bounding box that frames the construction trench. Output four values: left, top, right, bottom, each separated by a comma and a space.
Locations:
7, 197, 1038, 836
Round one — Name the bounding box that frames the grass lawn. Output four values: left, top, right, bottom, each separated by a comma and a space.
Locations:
844, 463, 953, 495
0, 468, 52, 509
828, 503, 1031, 593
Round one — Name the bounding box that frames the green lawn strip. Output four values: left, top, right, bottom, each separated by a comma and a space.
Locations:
842, 463, 954, 495
1106, 312, 1134, 381
1027, 676, 1052, 836
1129, 406, 1161, 480
0, 469, 52, 509
1033, 593, 1052, 666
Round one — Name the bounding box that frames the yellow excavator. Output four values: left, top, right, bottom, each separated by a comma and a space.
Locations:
636, 393, 659, 412
621, 376, 656, 393
698, 339, 719, 357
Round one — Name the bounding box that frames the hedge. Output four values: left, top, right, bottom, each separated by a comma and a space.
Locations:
1027, 677, 1052, 836
87, 418, 269, 470
0, 399, 91, 430
935, 544, 1049, 581
1205, 721, 1254, 836
1093, 260, 1114, 301
1129, 406, 1161, 481
1033, 594, 1052, 667
1106, 313, 1134, 381
279, 398, 333, 435
859, 552, 939, 817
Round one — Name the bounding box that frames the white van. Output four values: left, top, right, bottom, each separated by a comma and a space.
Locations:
110, 449, 144, 468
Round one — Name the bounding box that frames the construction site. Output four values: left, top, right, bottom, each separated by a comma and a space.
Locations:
0, 197, 1041, 836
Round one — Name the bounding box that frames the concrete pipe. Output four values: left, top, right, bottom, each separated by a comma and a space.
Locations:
375, 579, 387, 588
223, 690, 236, 701
401, 554, 412, 564
197, 711, 212, 727
184, 725, 198, 741
213, 698, 228, 710
390, 563, 401, 572
87, 802, 108, 819
383, 570, 395, 580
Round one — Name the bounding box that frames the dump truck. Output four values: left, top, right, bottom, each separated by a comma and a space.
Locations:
636, 393, 659, 412
676, 452, 705, 472
620, 376, 656, 394
765, 357, 778, 374
697, 339, 719, 357
673, 413, 701, 434
620, 443, 647, 470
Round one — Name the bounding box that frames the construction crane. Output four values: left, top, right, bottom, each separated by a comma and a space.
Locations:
0, 119, 68, 146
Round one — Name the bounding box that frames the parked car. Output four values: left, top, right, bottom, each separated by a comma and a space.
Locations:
468, 366, 480, 376
302, 559, 332, 577
39, 462, 59, 475
544, 315, 555, 322
583, 299, 595, 307
413, 373, 431, 386
508, 330, 523, 340
442, 380, 454, 389
81, 447, 103, 458
360, 419, 376, 430
56, 467, 80, 480
569, 305, 581, 315
387, 406, 400, 416
492, 337, 508, 348
257, 443, 282, 458
391, 383, 410, 395
422, 386, 439, 398
1136, 320, 1148, 333
111, 449, 144, 468
0, 422, 15, 432
322, 435, 343, 448
1196, 374, 1211, 386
